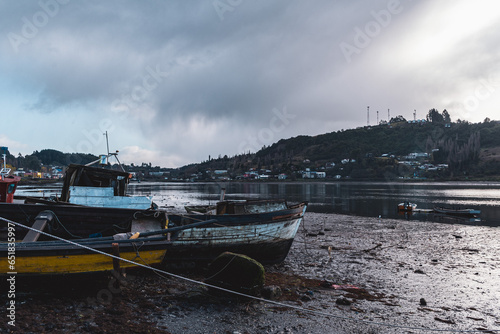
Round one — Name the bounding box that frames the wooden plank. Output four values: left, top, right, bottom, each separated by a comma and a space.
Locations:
22, 218, 48, 242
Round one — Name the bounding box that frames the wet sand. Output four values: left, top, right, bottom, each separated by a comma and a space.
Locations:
2, 212, 500, 333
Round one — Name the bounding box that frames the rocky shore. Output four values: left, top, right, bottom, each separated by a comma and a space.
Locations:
2, 212, 500, 333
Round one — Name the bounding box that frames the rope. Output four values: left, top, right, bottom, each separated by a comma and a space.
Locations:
2, 216, 499, 333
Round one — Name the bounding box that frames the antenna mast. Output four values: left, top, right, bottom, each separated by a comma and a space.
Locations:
104, 131, 110, 156
367, 106, 370, 126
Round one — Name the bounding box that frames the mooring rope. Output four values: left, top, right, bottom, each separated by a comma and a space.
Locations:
1, 216, 498, 333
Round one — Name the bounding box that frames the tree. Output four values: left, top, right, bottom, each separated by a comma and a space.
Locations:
442, 109, 451, 123
389, 115, 406, 123
24, 155, 41, 171
426, 108, 444, 123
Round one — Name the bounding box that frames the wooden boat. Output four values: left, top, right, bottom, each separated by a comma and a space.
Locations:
397, 201, 417, 212
169, 201, 307, 264
0, 211, 216, 275
0, 201, 307, 274
433, 206, 481, 217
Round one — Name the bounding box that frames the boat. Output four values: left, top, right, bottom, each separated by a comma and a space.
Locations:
0, 211, 215, 275
169, 201, 307, 264
433, 206, 481, 217
58, 163, 154, 209
0, 153, 21, 204
0, 201, 308, 274
397, 201, 417, 212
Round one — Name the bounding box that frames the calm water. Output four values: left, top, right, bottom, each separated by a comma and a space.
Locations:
125, 181, 500, 227
17, 181, 500, 227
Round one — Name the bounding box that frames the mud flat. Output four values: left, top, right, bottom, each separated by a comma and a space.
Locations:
2, 212, 500, 333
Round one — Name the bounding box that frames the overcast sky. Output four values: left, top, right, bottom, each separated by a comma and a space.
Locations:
1, 0, 500, 167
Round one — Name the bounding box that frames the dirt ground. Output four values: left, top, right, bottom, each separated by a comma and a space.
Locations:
2, 212, 500, 333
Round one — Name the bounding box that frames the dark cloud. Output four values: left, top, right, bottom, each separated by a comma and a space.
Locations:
1, 0, 499, 166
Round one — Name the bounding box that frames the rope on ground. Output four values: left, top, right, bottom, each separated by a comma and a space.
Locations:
1, 216, 499, 334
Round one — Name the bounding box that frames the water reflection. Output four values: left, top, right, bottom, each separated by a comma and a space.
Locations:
126, 181, 500, 227
16, 181, 500, 227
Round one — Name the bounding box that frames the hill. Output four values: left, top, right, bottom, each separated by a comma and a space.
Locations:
181, 111, 500, 181
3, 109, 500, 181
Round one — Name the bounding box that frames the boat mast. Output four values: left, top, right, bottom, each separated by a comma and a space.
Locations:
104, 131, 110, 157
104, 131, 125, 172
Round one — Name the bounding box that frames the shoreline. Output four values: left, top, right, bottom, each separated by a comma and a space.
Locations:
2, 212, 499, 333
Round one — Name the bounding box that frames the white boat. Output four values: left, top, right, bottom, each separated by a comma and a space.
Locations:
398, 201, 417, 212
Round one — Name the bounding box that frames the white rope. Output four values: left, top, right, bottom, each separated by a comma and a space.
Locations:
2, 216, 499, 333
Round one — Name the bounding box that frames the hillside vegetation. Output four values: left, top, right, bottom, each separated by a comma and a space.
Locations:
182, 110, 500, 181
4, 109, 500, 181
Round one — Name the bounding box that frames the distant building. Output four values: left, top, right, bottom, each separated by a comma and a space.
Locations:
407, 119, 427, 124
406, 152, 428, 160
302, 170, 326, 179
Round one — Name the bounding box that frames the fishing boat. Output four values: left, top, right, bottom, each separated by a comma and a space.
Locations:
0, 201, 307, 274
0, 211, 215, 275
0, 153, 21, 204
169, 201, 307, 264
397, 201, 417, 212
433, 206, 481, 217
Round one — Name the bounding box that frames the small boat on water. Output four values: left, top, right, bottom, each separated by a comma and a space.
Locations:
397, 201, 417, 212
433, 206, 481, 217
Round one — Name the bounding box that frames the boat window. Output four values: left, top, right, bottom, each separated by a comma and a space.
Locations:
7, 184, 16, 193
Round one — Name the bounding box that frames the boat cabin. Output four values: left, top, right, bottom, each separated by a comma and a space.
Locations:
0, 172, 21, 203
59, 164, 153, 209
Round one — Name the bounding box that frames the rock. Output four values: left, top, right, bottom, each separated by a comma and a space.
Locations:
206, 252, 265, 296
301, 295, 312, 302
261, 285, 282, 300
336, 297, 351, 306
420, 298, 427, 306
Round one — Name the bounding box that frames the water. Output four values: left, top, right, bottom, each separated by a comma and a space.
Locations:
17, 181, 500, 227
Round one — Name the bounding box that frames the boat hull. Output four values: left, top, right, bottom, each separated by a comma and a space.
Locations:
433, 207, 480, 216
1, 236, 169, 275
164, 216, 303, 264
398, 202, 417, 212
1, 249, 167, 275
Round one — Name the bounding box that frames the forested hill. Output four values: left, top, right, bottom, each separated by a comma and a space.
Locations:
5, 110, 500, 181
182, 113, 500, 180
